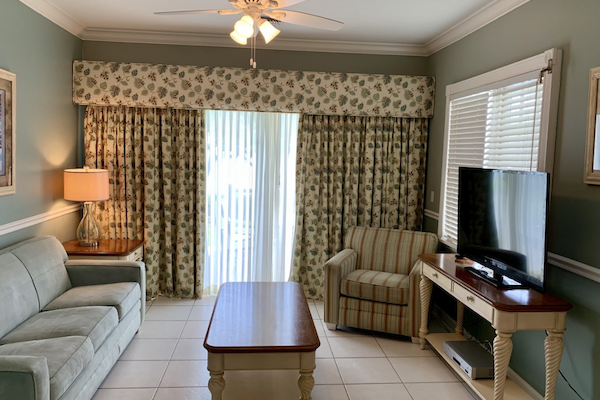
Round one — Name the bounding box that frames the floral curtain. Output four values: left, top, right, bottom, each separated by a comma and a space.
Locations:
291, 114, 429, 299
84, 106, 206, 299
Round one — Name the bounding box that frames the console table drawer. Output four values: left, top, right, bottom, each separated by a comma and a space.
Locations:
422, 263, 452, 292
453, 285, 493, 320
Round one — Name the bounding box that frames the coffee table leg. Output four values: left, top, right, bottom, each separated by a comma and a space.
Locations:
298, 352, 316, 400
207, 353, 226, 400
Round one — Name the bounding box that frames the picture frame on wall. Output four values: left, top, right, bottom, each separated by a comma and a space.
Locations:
584, 66, 600, 184
0, 68, 15, 196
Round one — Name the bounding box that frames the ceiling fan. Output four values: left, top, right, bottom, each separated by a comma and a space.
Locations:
155, 0, 344, 67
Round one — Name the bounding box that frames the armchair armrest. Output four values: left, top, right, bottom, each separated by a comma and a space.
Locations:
0, 356, 49, 400
324, 249, 358, 324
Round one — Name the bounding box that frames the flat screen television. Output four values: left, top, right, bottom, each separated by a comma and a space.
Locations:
457, 167, 550, 293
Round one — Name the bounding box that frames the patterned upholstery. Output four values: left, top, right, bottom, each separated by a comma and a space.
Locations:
325, 227, 438, 338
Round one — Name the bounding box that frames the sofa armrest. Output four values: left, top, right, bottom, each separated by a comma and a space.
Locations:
65, 260, 145, 291
324, 249, 358, 324
0, 356, 49, 400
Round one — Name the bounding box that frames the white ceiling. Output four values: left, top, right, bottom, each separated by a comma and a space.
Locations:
20, 0, 530, 56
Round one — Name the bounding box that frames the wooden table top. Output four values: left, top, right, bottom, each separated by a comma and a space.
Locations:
419, 254, 572, 313
204, 282, 320, 353
62, 239, 144, 256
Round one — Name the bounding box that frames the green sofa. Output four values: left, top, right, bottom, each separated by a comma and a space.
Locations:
0, 236, 145, 400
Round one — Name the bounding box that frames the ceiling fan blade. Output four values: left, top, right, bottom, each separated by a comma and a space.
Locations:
269, 10, 344, 31
154, 9, 240, 16
270, 0, 306, 8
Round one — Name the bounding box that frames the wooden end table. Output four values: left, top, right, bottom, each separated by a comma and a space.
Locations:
62, 239, 144, 261
204, 282, 320, 400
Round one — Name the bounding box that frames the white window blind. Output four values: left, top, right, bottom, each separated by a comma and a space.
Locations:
440, 72, 546, 248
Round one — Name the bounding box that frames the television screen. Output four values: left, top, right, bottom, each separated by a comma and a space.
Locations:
458, 167, 549, 292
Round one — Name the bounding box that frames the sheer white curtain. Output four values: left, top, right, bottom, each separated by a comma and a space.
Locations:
204, 110, 299, 295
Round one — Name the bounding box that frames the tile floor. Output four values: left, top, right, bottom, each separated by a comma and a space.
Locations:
93, 296, 479, 400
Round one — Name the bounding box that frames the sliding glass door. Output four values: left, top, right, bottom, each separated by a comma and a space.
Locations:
204, 110, 299, 295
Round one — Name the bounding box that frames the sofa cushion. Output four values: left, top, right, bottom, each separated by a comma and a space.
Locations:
341, 269, 410, 305
0, 336, 94, 400
43, 282, 140, 320
8, 236, 71, 310
0, 306, 118, 351
0, 253, 40, 338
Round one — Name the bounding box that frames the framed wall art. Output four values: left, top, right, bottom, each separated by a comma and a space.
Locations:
584, 66, 600, 184
0, 68, 15, 196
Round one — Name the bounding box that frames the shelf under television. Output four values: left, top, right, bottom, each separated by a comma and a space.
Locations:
425, 333, 535, 400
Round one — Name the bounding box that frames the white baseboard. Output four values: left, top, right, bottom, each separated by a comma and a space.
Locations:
433, 305, 543, 400
0, 204, 81, 236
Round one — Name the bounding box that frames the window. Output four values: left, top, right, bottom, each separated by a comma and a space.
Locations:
204, 110, 299, 295
438, 49, 562, 249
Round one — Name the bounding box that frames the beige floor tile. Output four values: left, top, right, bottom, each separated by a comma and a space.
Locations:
181, 320, 210, 339
316, 337, 333, 358
195, 296, 217, 306
314, 359, 343, 385
153, 297, 196, 306
314, 302, 325, 320
328, 336, 385, 358
160, 361, 210, 387
135, 321, 186, 339
335, 358, 400, 384
100, 361, 168, 388
188, 305, 215, 321
154, 387, 212, 400
375, 337, 435, 357
120, 339, 178, 361
346, 383, 412, 400
309, 304, 320, 320
312, 385, 349, 400
405, 382, 478, 400
221, 369, 300, 400
92, 388, 156, 400
389, 357, 459, 383
314, 320, 326, 337
172, 339, 208, 360
319, 320, 373, 338
146, 306, 193, 321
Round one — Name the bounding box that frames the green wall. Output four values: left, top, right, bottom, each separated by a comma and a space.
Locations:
82, 41, 428, 76
426, 0, 600, 398
0, 0, 82, 247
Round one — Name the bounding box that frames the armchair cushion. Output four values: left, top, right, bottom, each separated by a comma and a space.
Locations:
341, 269, 410, 305
43, 282, 139, 321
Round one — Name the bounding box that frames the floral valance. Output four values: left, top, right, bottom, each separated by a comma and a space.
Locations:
73, 61, 435, 118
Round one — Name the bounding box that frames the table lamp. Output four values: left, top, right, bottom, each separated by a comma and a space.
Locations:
64, 167, 109, 247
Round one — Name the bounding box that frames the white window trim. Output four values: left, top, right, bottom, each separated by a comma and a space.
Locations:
438, 48, 562, 250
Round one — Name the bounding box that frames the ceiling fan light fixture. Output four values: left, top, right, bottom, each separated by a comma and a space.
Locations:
259, 20, 280, 44
230, 30, 248, 45
234, 15, 254, 38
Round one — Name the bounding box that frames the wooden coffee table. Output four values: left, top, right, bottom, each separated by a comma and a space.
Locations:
204, 282, 320, 400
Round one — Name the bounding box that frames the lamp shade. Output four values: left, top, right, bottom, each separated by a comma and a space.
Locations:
64, 168, 109, 202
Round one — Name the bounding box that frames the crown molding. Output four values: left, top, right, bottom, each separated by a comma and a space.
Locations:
20, 0, 529, 57
81, 28, 428, 56
424, 0, 532, 55
19, 0, 85, 37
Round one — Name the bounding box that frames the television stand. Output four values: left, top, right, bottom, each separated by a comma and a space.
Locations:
464, 265, 525, 289
417, 254, 572, 400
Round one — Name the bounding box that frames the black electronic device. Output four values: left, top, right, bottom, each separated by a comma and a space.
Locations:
457, 167, 550, 293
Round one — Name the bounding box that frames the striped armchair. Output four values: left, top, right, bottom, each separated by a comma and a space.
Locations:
324, 227, 438, 339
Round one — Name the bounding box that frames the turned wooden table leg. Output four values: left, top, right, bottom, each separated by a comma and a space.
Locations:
419, 276, 433, 350
544, 330, 565, 400
207, 353, 226, 400
456, 302, 465, 335
493, 330, 513, 400
299, 352, 316, 400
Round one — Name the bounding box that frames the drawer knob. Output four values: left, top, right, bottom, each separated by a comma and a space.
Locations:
466, 295, 475, 302
432, 272, 438, 278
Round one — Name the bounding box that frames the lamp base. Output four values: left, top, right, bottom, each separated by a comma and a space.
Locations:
77, 202, 100, 247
